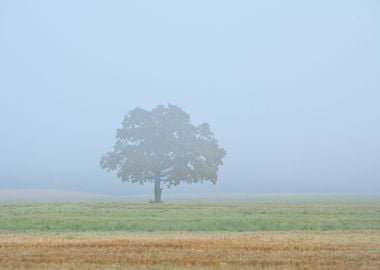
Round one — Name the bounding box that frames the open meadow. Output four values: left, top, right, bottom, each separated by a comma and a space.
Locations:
1, 196, 379, 269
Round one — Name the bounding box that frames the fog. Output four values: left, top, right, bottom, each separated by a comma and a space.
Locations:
1, 1, 379, 196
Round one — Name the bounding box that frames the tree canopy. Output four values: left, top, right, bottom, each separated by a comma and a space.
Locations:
100, 104, 226, 202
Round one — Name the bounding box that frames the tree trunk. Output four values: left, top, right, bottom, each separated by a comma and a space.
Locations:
154, 178, 162, 203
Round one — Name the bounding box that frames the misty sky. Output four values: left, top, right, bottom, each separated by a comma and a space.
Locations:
1, 1, 379, 195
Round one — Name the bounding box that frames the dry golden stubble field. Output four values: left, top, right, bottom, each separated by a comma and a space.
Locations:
1, 231, 379, 270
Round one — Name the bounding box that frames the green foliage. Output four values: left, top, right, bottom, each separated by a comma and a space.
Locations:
0, 198, 379, 232
100, 104, 226, 202
101, 105, 225, 187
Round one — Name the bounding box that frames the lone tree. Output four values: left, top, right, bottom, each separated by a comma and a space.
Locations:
100, 104, 226, 203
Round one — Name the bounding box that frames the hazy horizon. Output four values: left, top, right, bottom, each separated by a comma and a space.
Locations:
1, 1, 379, 196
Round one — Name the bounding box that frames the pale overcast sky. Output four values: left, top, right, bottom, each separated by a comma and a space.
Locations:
1, 0, 379, 195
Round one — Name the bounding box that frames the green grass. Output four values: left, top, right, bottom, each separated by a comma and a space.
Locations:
0, 197, 379, 232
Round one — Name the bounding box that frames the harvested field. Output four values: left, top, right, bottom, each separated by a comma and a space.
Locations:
1, 231, 379, 269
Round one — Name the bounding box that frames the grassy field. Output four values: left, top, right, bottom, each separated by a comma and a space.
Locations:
1, 196, 379, 269
0, 198, 379, 232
